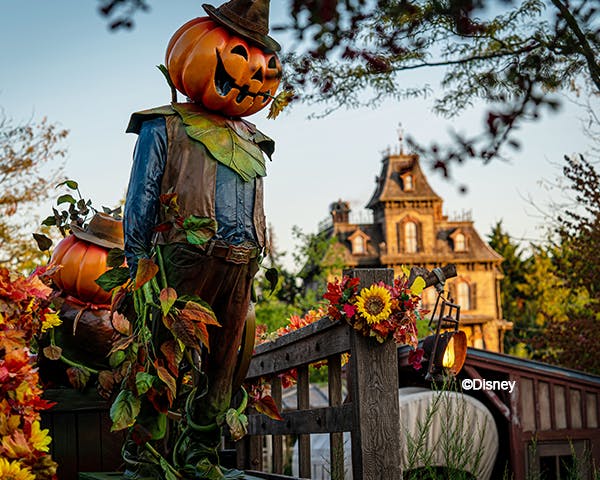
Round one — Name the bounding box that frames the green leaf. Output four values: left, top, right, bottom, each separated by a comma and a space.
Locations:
96, 267, 130, 292
33, 233, 53, 252
195, 458, 225, 480
41, 215, 56, 227
225, 408, 248, 441
160, 457, 180, 480
182, 215, 217, 246
135, 372, 156, 395
159, 287, 177, 316
157, 64, 176, 90
172, 103, 266, 181
145, 412, 167, 440
57, 194, 76, 205
109, 350, 126, 368
265, 267, 279, 295
56, 179, 79, 190
110, 389, 141, 432
107, 248, 125, 268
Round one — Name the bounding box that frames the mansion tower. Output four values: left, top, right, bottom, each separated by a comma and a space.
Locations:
319, 151, 512, 352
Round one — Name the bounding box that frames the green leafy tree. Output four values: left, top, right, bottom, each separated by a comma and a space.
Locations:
0, 114, 68, 272
487, 221, 531, 354
516, 154, 600, 373
488, 221, 529, 322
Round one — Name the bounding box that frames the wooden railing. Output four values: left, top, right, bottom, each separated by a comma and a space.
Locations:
237, 268, 404, 480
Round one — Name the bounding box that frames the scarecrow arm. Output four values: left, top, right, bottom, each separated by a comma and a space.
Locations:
124, 117, 168, 276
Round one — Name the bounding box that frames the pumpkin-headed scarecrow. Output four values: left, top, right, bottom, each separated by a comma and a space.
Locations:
123, 0, 281, 475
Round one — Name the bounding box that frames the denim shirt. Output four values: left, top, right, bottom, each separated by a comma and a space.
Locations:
124, 117, 258, 273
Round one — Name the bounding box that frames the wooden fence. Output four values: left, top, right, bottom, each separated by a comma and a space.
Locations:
237, 268, 403, 480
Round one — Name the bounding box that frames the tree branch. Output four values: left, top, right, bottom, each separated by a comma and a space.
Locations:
388, 42, 538, 73
549, 0, 600, 92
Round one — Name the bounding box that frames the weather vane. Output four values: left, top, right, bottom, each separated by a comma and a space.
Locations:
397, 122, 405, 154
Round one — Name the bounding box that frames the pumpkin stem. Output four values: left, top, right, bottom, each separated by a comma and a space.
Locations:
157, 64, 178, 103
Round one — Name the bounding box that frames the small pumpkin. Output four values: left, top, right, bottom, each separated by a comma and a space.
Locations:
50, 235, 115, 305
166, 17, 282, 117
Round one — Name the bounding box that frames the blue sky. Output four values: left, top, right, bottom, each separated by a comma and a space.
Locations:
1, 1, 595, 268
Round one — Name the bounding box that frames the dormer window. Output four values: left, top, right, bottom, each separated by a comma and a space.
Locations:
450, 230, 469, 252
348, 229, 370, 255
403, 174, 413, 191
455, 233, 466, 252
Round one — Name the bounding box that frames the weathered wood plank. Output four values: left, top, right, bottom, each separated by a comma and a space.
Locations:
253, 317, 340, 355
43, 388, 111, 412
77, 412, 103, 472
248, 404, 354, 435
297, 365, 311, 479
271, 377, 284, 474
52, 412, 78, 480
346, 268, 403, 480
247, 322, 350, 379
329, 354, 345, 480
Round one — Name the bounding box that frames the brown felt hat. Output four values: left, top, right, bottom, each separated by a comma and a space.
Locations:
71, 212, 124, 250
203, 0, 281, 52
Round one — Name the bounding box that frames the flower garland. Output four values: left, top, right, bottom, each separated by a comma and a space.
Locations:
247, 269, 429, 420
0, 266, 59, 480
323, 269, 426, 366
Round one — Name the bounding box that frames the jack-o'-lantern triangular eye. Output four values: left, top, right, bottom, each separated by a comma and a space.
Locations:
231, 45, 248, 60
268, 57, 277, 68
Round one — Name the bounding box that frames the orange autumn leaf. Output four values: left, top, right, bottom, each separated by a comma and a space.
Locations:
134, 258, 158, 290
254, 395, 283, 421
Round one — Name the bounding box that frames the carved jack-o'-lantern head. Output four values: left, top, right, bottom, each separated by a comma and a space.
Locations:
166, 0, 282, 117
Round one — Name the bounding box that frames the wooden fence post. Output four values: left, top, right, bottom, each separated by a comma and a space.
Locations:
346, 268, 403, 480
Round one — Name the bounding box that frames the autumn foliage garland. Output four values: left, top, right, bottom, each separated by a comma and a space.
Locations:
0, 266, 60, 480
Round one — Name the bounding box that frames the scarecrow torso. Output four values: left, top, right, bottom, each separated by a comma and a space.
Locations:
160, 114, 267, 247
126, 105, 270, 249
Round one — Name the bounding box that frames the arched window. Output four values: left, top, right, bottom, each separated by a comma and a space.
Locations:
455, 233, 466, 252
457, 282, 471, 310
352, 236, 365, 254
404, 175, 413, 191
405, 222, 417, 253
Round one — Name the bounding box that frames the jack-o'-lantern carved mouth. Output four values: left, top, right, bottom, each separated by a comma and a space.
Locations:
215, 50, 271, 104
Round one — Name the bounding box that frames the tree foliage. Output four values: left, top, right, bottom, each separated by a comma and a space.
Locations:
282, 0, 599, 173
490, 155, 600, 374
0, 114, 68, 271
98, 0, 599, 177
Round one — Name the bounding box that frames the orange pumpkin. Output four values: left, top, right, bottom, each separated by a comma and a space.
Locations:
166, 17, 282, 117
50, 235, 115, 305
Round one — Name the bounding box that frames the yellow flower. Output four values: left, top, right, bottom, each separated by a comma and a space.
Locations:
30, 421, 52, 453
40, 312, 61, 333
355, 284, 392, 325
0, 458, 35, 480
15, 382, 33, 403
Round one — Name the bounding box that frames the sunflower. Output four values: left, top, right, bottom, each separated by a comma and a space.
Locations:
355, 284, 392, 325
0, 458, 35, 480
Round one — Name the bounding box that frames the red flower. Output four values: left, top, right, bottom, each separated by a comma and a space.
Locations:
342, 303, 357, 318
408, 348, 425, 370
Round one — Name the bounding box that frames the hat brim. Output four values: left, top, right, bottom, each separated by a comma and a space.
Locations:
203, 4, 281, 52
71, 224, 124, 251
